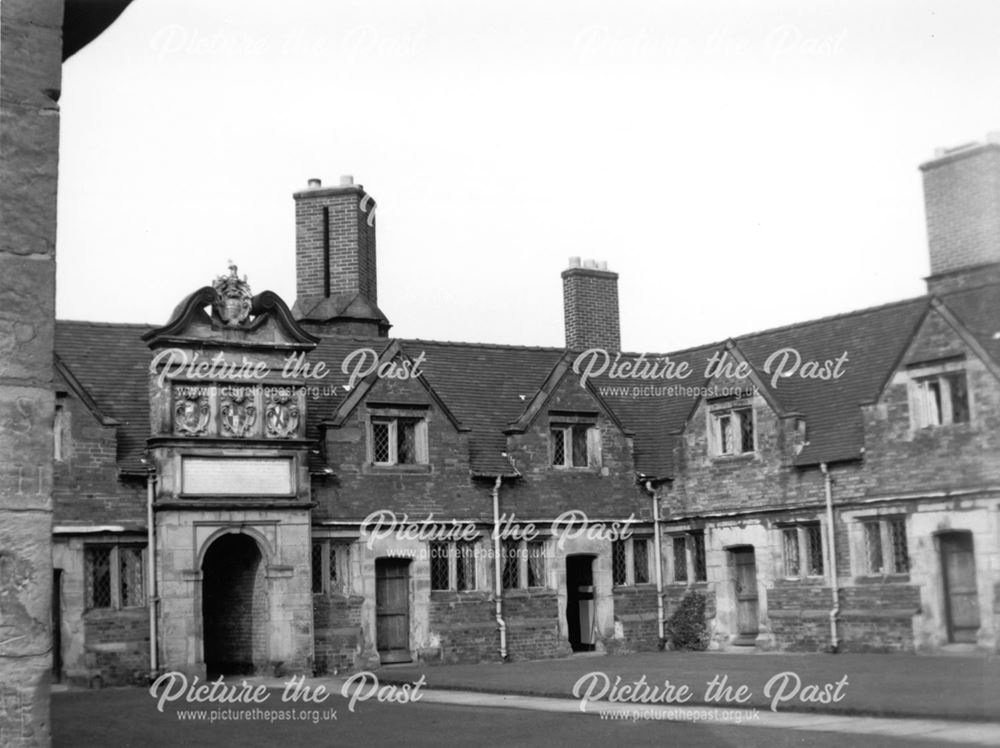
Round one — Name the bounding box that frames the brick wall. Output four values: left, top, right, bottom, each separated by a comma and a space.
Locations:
82, 610, 149, 686
312, 593, 364, 674
52, 389, 145, 525
503, 370, 650, 519
769, 581, 919, 653
316, 374, 481, 521
428, 591, 498, 663
425, 591, 569, 664
610, 586, 661, 652
921, 143, 1000, 277
562, 266, 621, 351
318, 365, 650, 523
294, 183, 377, 303
502, 592, 569, 661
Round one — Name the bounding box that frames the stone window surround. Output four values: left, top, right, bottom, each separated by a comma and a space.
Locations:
311, 537, 351, 595
365, 406, 430, 469
667, 530, 707, 584
842, 507, 911, 581
611, 536, 653, 587
776, 520, 825, 580
429, 538, 481, 592
501, 538, 549, 591
706, 400, 756, 458
83, 542, 147, 612
906, 356, 973, 430
548, 417, 602, 470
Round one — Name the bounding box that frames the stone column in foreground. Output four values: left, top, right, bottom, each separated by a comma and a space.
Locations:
0, 0, 64, 743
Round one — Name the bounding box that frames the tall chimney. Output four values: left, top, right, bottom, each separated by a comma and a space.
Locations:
292, 176, 389, 336
562, 258, 621, 351
920, 133, 1000, 294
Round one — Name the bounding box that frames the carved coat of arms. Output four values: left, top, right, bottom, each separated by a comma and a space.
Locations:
212, 262, 252, 326
221, 387, 257, 437
173, 388, 210, 435
265, 388, 300, 438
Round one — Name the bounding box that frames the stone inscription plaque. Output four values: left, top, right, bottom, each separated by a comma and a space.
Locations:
181, 457, 294, 496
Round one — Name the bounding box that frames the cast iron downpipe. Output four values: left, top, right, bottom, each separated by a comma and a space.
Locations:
492, 474, 508, 660
146, 468, 159, 678
821, 462, 840, 653
643, 480, 666, 644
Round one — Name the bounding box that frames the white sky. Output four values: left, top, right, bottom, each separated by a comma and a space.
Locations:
56, 0, 1000, 352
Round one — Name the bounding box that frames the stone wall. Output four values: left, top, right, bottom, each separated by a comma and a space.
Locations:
0, 0, 64, 743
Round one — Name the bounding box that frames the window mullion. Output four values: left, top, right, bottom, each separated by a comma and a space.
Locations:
798, 527, 808, 577
450, 543, 458, 591
880, 522, 891, 574
940, 376, 953, 424
110, 546, 121, 609
625, 540, 634, 585
323, 540, 332, 594
685, 536, 694, 585
519, 541, 528, 588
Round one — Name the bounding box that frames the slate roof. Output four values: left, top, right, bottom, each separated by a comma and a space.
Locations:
55, 321, 154, 474
53, 282, 999, 481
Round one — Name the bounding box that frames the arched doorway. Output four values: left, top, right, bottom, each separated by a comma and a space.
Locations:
202, 533, 268, 675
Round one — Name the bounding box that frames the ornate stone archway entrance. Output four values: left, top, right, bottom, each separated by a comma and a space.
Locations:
201, 533, 269, 675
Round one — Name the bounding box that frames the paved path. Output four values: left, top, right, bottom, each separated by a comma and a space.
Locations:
400, 686, 1000, 746
372, 650, 1000, 721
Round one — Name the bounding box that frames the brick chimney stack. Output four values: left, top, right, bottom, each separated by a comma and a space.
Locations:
920, 132, 1000, 294
562, 257, 621, 351
292, 176, 389, 336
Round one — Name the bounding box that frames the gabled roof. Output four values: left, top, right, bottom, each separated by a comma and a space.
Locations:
53, 281, 999, 481
504, 351, 633, 438
934, 285, 1000, 373
734, 296, 930, 465
323, 339, 467, 432
55, 321, 155, 474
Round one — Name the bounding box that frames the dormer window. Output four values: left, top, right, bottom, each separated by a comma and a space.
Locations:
710, 405, 754, 456
369, 412, 428, 466
550, 421, 601, 468
912, 370, 969, 428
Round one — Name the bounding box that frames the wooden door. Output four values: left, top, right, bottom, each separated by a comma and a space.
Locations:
731, 547, 759, 641
375, 558, 411, 663
940, 533, 980, 643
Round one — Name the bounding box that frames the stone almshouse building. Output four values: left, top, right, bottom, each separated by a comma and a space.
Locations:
52, 138, 999, 685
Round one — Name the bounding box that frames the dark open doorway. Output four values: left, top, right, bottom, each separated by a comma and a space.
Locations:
566, 555, 596, 652
52, 568, 63, 682
202, 533, 268, 676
